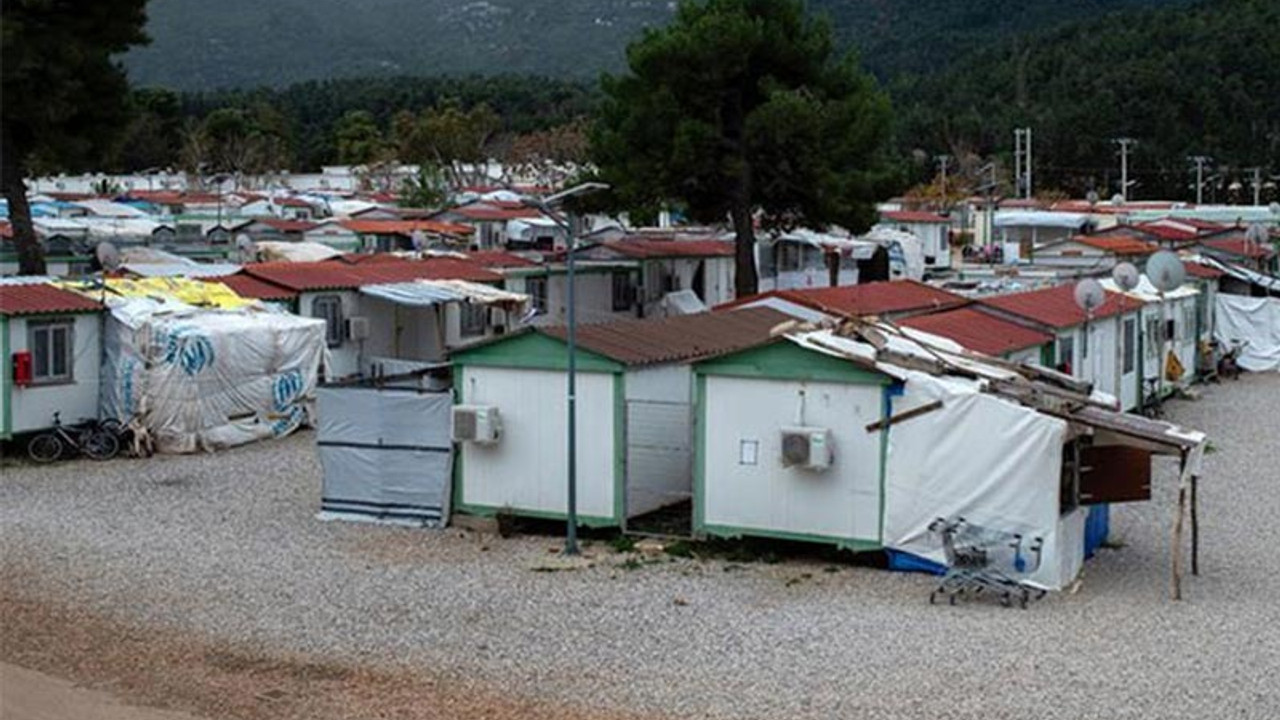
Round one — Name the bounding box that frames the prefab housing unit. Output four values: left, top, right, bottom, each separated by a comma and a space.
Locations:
0, 283, 103, 439
450, 308, 790, 526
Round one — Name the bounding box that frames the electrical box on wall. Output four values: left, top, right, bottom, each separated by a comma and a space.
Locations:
12, 351, 32, 387
780, 426, 833, 471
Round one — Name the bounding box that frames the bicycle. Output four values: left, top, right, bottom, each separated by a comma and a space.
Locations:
27, 412, 121, 463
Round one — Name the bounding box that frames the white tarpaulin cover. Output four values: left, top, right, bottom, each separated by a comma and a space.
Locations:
1215, 294, 1280, 372
102, 300, 326, 453
315, 385, 453, 527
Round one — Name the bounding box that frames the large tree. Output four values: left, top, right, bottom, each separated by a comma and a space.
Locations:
593, 0, 893, 295
2, 0, 150, 275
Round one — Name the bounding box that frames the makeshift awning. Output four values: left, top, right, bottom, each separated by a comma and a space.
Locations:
58, 276, 254, 309
1194, 255, 1280, 293
360, 279, 529, 308
124, 263, 243, 278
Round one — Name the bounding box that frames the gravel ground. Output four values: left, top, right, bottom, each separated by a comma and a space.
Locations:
2, 374, 1279, 719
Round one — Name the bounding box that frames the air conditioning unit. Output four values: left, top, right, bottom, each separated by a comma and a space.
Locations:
780, 427, 833, 471
346, 316, 370, 341
453, 405, 502, 444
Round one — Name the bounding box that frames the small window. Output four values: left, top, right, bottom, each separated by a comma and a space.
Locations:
312, 295, 344, 348
460, 303, 488, 337
612, 271, 634, 311
1123, 318, 1136, 374
1057, 335, 1075, 373
29, 320, 74, 384
525, 276, 547, 312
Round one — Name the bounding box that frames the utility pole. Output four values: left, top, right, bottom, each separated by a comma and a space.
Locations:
1014, 128, 1033, 200
935, 154, 951, 208
1188, 156, 1210, 205
1114, 138, 1136, 202
1248, 167, 1263, 206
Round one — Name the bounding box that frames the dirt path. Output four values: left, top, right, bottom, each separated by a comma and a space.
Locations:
0, 581, 649, 720
1, 663, 206, 720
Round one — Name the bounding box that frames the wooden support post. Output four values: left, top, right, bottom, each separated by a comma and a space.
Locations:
1191, 476, 1199, 576
1172, 485, 1186, 601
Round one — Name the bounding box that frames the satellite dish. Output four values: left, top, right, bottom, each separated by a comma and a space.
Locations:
410, 229, 427, 251
1112, 262, 1141, 291
1147, 250, 1187, 293
1270, 202, 1280, 216
1110, 193, 1126, 205
95, 242, 121, 273
1074, 279, 1106, 315
1086, 190, 1100, 205
234, 234, 257, 263
1245, 223, 1268, 246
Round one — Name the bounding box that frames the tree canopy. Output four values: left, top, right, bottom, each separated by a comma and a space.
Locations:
2, 0, 151, 274
592, 0, 894, 295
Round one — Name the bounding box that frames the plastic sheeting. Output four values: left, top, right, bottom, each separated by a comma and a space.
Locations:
1215, 294, 1280, 371
879, 368, 1077, 590
102, 301, 326, 453
315, 386, 453, 527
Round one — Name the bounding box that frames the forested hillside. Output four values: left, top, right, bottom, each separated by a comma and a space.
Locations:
124, 0, 1190, 90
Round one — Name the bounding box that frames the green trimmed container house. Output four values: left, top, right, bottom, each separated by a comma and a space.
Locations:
449, 308, 789, 526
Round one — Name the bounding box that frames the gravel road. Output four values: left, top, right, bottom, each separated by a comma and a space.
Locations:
2, 373, 1278, 719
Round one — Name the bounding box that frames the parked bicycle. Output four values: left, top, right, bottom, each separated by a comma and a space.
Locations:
27, 412, 121, 463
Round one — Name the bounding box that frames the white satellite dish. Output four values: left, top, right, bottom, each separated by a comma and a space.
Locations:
1269, 202, 1280, 216
1112, 262, 1140, 291
1147, 250, 1187, 293
234, 234, 257, 263
1086, 190, 1100, 205
1110, 193, 1126, 205
1074, 278, 1107, 315
1244, 223, 1268, 246
95, 241, 121, 272
410, 229, 427, 251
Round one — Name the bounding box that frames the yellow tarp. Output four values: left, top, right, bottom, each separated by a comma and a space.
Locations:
57, 277, 253, 309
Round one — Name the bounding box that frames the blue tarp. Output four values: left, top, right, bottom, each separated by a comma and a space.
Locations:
886, 549, 946, 576
1084, 504, 1111, 559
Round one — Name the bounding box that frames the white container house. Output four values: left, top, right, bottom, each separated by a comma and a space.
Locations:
1, 282, 103, 438
450, 308, 789, 526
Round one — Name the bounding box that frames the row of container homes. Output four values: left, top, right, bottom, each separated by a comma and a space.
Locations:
446, 295, 1207, 592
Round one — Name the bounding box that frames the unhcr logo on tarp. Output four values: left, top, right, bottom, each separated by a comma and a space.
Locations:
161, 325, 216, 375
273, 370, 304, 411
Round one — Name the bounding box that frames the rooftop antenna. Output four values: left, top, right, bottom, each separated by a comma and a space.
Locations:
234, 234, 256, 264
1147, 250, 1187, 398
1074, 278, 1106, 381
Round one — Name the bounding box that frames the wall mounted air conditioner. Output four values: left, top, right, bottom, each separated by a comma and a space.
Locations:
346, 316, 370, 341
453, 405, 502, 444
780, 426, 833, 471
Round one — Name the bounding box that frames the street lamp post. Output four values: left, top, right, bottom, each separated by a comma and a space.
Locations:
524, 182, 609, 556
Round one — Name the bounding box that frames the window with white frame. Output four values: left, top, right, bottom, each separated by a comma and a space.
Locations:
525, 276, 547, 312
29, 320, 74, 384
312, 295, 344, 348
1057, 334, 1075, 371
460, 303, 488, 337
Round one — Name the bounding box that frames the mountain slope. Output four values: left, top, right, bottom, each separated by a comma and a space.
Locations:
125, 0, 1193, 90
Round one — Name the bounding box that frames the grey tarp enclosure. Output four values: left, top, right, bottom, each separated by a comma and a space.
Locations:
316, 385, 453, 526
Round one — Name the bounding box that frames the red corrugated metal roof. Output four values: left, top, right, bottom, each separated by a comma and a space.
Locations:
1071, 235, 1158, 255
979, 284, 1144, 329
340, 219, 474, 236
243, 258, 502, 291
466, 250, 539, 268
880, 210, 951, 224
899, 308, 1053, 356
446, 204, 543, 221
0, 283, 103, 315
204, 274, 298, 301
253, 218, 319, 232
276, 197, 313, 208
600, 239, 735, 258
539, 307, 791, 366
1183, 262, 1224, 279
726, 280, 968, 318
1199, 236, 1277, 259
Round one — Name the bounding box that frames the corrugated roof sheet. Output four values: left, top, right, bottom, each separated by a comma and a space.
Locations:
340, 219, 475, 236
599, 239, 735, 258
539, 307, 791, 366
465, 250, 540, 268
0, 283, 103, 316
1182, 261, 1224, 279
899, 308, 1054, 356
980, 284, 1144, 329
1199, 236, 1277, 259
205, 274, 298, 300
362, 279, 528, 307
1071, 235, 1158, 255
242, 258, 502, 291
880, 210, 951, 223
726, 280, 968, 319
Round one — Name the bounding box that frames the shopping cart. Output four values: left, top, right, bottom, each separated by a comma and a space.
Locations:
927, 517, 1047, 608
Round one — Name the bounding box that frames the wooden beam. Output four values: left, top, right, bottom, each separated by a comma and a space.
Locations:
865, 400, 944, 432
